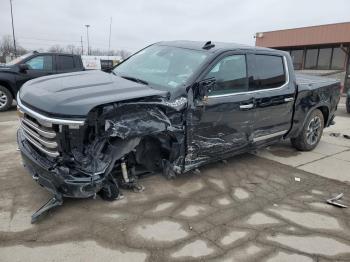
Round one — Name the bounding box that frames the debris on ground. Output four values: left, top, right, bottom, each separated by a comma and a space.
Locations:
193, 168, 201, 175
221, 159, 228, 165
329, 132, 350, 139
31, 196, 63, 223
326, 193, 347, 208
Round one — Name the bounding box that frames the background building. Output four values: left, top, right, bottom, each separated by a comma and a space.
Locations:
255, 22, 350, 93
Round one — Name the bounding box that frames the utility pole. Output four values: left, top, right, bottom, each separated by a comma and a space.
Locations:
85, 25, 90, 55
80, 36, 84, 55
108, 17, 112, 57
9, 0, 17, 57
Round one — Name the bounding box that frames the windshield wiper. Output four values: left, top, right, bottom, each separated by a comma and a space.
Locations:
121, 75, 148, 85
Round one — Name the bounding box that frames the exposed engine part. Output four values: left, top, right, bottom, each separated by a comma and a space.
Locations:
98, 180, 123, 201
121, 159, 130, 183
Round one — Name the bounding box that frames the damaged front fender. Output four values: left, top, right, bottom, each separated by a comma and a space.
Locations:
18, 96, 189, 221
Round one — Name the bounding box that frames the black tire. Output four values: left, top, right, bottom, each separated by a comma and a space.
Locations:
291, 109, 324, 151
98, 180, 120, 201
346, 96, 350, 113
0, 86, 13, 112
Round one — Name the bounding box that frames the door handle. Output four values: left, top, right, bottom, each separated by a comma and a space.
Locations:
284, 97, 294, 102
239, 103, 254, 109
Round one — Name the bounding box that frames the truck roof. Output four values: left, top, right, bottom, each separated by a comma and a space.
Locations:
156, 40, 280, 54
30, 52, 80, 56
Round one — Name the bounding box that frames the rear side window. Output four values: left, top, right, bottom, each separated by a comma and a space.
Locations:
57, 55, 75, 70
250, 55, 286, 90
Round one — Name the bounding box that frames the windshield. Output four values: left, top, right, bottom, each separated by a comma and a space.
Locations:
113, 45, 208, 90
6, 53, 33, 66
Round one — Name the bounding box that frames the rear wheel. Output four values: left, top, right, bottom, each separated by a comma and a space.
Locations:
0, 86, 13, 112
291, 109, 324, 151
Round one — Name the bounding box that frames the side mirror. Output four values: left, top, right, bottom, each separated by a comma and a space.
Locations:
19, 64, 29, 72
196, 78, 216, 99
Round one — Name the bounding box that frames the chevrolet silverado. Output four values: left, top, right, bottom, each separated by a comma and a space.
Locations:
16, 41, 341, 222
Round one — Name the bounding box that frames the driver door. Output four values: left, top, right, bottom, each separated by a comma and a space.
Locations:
16, 55, 55, 89
185, 52, 254, 169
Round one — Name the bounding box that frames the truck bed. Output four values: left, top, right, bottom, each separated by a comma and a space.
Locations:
296, 73, 340, 89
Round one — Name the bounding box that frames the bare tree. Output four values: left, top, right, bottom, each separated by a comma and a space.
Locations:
65, 45, 81, 54
16, 46, 27, 55
119, 50, 131, 60
48, 45, 65, 53
0, 35, 27, 62
45, 42, 129, 59
0, 35, 15, 57
89, 48, 103, 56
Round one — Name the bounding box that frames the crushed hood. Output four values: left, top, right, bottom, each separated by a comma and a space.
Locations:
19, 70, 168, 117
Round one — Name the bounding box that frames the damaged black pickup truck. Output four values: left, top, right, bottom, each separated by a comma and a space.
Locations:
16, 41, 341, 222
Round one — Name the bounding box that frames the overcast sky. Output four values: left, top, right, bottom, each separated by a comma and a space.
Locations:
0, 0, 349, 53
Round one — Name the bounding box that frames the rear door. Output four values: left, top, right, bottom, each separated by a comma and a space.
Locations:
56, 55, 81, 74
248, 53, 296, 145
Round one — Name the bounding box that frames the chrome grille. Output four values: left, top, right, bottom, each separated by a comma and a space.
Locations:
20, 113, 59, 157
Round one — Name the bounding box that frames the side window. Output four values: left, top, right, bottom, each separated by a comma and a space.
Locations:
250, 55, 286, 90
206, 55, 247, 95
25, 56, 53, 71
57, 55, 75, 70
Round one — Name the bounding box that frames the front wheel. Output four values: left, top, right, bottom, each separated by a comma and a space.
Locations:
346, 95, 350, 113
291, 109, 324, 151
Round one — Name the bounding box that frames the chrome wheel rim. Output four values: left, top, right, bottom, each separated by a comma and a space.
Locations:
0, 91, 8, 109
306, 116, 321, 145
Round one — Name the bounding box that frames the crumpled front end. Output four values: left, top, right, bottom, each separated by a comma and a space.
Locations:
17, 129, 105, 198
17, 95, 187, 222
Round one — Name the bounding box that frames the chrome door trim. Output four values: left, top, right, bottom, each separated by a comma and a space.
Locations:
253, 130, 288, 142
208, 56, 290, 99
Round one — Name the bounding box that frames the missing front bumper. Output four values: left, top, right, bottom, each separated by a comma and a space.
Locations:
17, 129, 105, 199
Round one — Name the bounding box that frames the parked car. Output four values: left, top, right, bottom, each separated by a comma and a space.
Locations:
0, 52, 84, 111
16, 41, 341, 222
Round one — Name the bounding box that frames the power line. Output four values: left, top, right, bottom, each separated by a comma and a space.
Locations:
18, 36, 81, 43
16, 36, 129, 50
9, 35, 129, 52
18, 40, 112, 51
